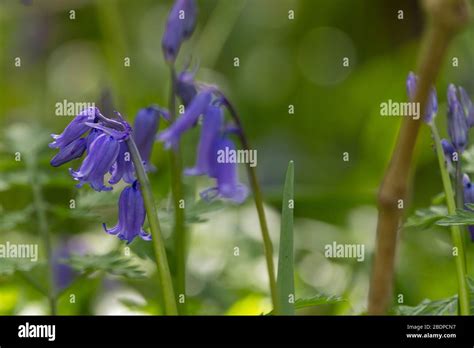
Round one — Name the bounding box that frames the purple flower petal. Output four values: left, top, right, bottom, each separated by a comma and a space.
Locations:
185, 105, 223, 176
103, 181, 150, 244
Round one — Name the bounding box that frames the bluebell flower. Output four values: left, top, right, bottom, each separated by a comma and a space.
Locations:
185, 105, 223, 176
463, 174, 474, 241
49, 107, 98, 149
157, 89, 213, 149
459, 87, 474, 128
69, 133, 120, 191
447, 84, 469, 153
441, 138, 456, 163
406, 72, 438, 123
103, 181, 151, 244
50, 137, 87, 167
200, 136, 249, 204
176, 67, 198, 106
162, 0, 197, 63
86, 128, 101, 150
109, 142, 135, 185
133, 106, 168, 170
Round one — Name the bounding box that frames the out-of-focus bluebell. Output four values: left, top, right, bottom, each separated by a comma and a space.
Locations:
162, 0, 197, 63
176, 67, 198, 106
406, 72, 438, 124
463, 174, 474, 241
447, 84, 469, 153
133, 106, 168, 171
459, 87, 474, 128
200, 137, 249, 204
157, 89, 213, 149
184, 105, 223, 176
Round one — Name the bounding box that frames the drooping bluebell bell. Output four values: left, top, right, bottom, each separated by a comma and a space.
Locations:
162, 0, 197, 63
447, 84, 469, 153
157, 89, 213, 149
441, 138, 456, 168
176, 67, 198, 106
69, 133, 121, 192
103, 181, 151, 244
200, 136, 249, 204
406, 72, 438, 123
109, 142, 135, 185
184, 105, 223, 176
49, 107, 98, 149
459, 87, 474, 128
462, 174, 474, 241
133, 106, 169, 171
50, 137, 87, 167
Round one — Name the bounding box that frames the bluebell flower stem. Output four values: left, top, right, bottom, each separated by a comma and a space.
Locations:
431, 124, 470, 315
27, 159, 56, 315
127, 137, 178, 315
223, 97, 280, 315
168, 65, 187, 314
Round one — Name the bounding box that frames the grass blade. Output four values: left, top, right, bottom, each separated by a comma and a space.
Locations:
277, 160, 295, 315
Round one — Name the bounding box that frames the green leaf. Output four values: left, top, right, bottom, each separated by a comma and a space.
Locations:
396, 278, 474, 315
0, 205, 34, 230
0, 258, 39, 276
436, 208, 474, 227
65, 250, 147, 279
266, 294, 344, 315
397, 298, 458, 315
404, 206, 447, 230
294, 294, 345, 310
277, 161, 295, 315
160, 199, 225, 226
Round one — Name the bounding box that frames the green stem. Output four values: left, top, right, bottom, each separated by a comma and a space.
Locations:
27, 161, 56, 315
168, 65, 187, 314
431, 124, 470, 315
222, 97, 280, 314
455, 160, 470, 270
127, 138, 178, 315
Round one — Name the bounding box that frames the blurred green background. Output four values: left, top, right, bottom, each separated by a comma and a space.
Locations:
1, 0, 474, 315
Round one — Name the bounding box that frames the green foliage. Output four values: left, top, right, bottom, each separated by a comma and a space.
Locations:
0, 258, 40, 276
65, 250, 147, 279
396, 279, 474, 315
404, 206, 447, 231
277, 161, 295, 315
266, 294, 344, 315
294, 294, 345, 311
437, 205, 474, 227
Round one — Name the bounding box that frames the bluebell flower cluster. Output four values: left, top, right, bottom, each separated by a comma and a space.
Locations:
157, 0, 249, 204
406, 72, 438, 124
407, 72, 474, 241
50, 106, 164, 243
157, 85, 249, 203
